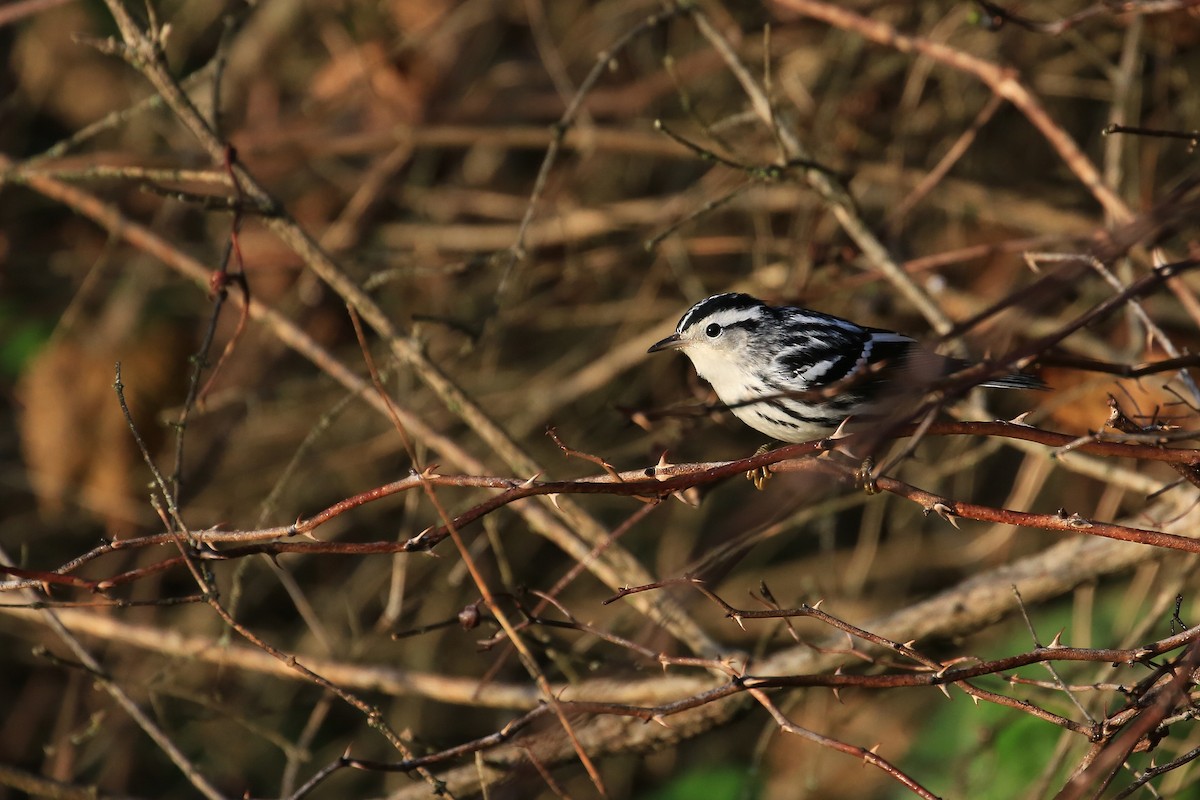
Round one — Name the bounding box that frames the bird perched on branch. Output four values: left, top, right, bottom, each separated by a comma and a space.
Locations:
649, 292, 1044, 444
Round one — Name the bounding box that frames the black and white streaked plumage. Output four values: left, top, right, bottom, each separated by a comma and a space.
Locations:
648, 293, 1043, 442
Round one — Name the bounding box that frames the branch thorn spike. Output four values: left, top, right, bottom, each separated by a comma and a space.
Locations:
671, 489, 699, 506
654, 452, 673, 481
932, 502, 960, 528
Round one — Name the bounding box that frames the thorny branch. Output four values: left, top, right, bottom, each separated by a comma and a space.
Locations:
6, 0, 1200, 798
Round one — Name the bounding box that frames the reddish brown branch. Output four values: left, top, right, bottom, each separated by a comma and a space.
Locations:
1055, 641, 1200, 799
869, 472, 1200, 554
749, 688, 941, 799
6, 416, 1200, 592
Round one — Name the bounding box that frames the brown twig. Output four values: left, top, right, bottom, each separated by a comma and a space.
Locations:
775, 0, 1130, 222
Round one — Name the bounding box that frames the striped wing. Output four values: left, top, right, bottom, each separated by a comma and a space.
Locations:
770, 314, 918, 396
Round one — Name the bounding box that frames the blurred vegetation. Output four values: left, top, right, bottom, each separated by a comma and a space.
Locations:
2, 1, 1200, 799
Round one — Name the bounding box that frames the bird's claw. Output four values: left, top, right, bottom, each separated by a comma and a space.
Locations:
747, 465, 772, 490
856, 456, 879, 495
746, 443, 773, 491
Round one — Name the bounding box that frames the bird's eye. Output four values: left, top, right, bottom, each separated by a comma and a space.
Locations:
705, 323, 722, 338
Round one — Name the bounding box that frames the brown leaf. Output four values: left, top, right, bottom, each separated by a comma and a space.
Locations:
18, 323, 191, 533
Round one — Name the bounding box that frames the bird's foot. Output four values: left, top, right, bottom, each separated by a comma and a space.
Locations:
855, 456, 879, 495
746, 443, 773, 490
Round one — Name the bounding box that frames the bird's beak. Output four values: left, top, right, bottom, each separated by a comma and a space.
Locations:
647, 333, 683, 353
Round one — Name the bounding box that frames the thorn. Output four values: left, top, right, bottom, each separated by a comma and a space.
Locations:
931, 502, 960, 528
938, 684, 951, 699
420, 464, 441, 478
970, 694, 980, 705
654, 451, 673, 481
830, 416, 855, 440
1066, 512, 1093, 529
1007, 411, 1033, 426
671, 489, 700, 506
812, 599, 824, 610
732, 615, 746, 631
520, 473, 541, 487
1048, 630, 1065, 648
549, 494, 562, 510
831, 686, 842, 702
629, 410, 652, 431
651, 714, 671, 728
868, 743, 881, 756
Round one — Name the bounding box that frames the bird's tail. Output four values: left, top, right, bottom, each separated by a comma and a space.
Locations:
980, 372, 1047, 391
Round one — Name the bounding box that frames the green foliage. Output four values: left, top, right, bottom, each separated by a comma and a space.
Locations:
896, 598, 1137, 799
900, 692, 1068, 799
0, 301, 52, 379
639, 763, 758, 800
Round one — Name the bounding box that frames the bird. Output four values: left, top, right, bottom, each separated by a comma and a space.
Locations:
648, 292, 1044, 444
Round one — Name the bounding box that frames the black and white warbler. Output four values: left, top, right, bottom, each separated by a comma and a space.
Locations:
648, 292, 1044, 442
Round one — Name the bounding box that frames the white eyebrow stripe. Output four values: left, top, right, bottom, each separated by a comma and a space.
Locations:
684, 306, 766, 331
677, 293, 765, 331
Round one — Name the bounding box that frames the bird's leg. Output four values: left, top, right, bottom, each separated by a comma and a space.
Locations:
855, 455, 879, 495
747, 443, 773, 490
